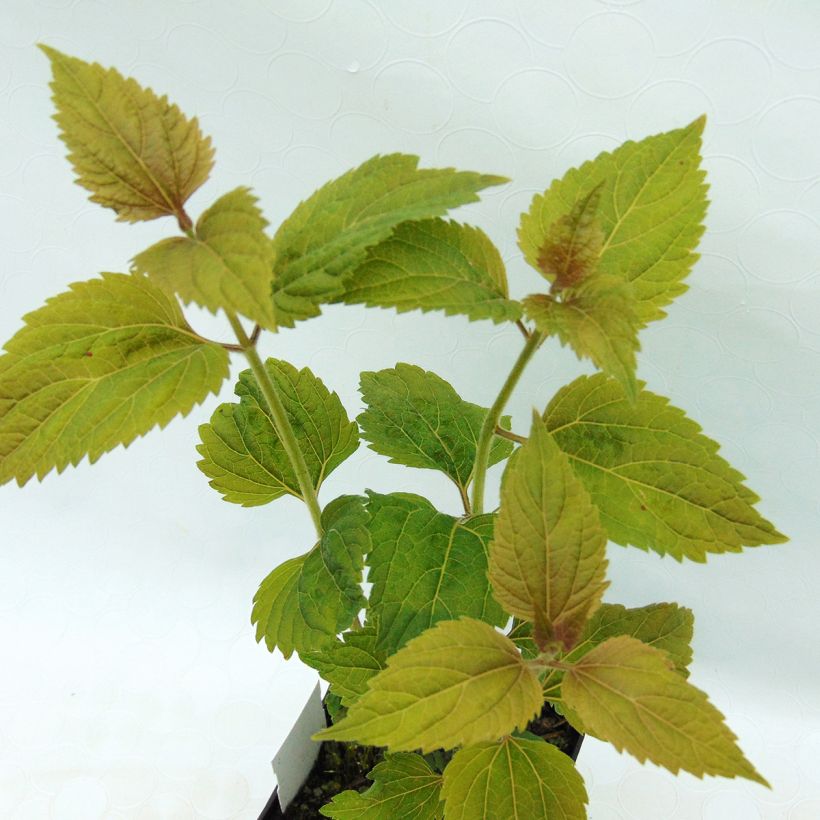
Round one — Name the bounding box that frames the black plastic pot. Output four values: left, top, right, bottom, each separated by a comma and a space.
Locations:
259, 702, 583, 818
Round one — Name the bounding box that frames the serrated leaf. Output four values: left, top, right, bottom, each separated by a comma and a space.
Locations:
541, 602, 694, 701
441, 736, 588, 820
299, 495, 369, 636
340, 218, 521, 323
561, 635, 767, 785
365, 492, 506, 654
536, 184, 604, 290
320, 753, 443, 819
303, 627, 387, 708
40, 45, 213, 223
524, 276, 640, 401
250, 554, 309, 660
543, 374, 787, 560
251, 496, 368, 658
133, 187, 276, 329
271, 154, 507, 326
519, 118, 707, 323
489, 413, 608, 651
197, 359, 358, 506
314, 617, 542, 753
0, 272, 228, 486
582, 603, 694, 674
358, 365, 513, 501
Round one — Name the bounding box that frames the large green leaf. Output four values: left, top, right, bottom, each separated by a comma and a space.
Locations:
561, 635, 767, 785
340, 218, 522, 323
320, 753, 443, 819
489, 413, 608, 651
365, 492, 506, 654
197, 359, 358, 506
441, 736, 588, 820
544, 374, 786, 561
303, 626, 387, 708
314, 618, 542, 753
133, 187, 276, 329
519, 118, 707, 324
524, 277, 640, 401
41, 45, 213, 223
251, 496, 368, 658
0, 272, 228, 486
358, 365, 513, 502
271, 154, 507, 326
540, 602, 694, 701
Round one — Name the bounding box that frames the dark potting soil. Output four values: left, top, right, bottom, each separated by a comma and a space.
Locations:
261, 702, 582, 818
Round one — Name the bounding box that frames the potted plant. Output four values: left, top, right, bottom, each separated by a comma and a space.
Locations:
0, 47, 786, 818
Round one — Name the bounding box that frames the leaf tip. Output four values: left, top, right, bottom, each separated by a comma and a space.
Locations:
690, 113, 707, 134
481, 174, 511, 188
36, 42, 59, 60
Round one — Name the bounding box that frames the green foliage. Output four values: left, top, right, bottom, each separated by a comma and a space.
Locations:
40, 46, 213, 223
320, 753, 443, 819
365, 492, 506, 654
303, 627, 386, 708
251, 496, 368, 658
441, 736, 588, 820
341, 218, 522, 323
490, 413, 608, 651
519, 117, 707, 324
5, 49, 787, 814
523, 182, 641, 397
197, 359, 358, 506
544, 374, 786, 560
270, 154, 507, 326
0, 273, 228, 486
314, 617, 542, 753
133, 187, 277, 329
524, 277, 640, 401
358, 364, 513, 502
561, 635, 767, 785
540, 602, 695, 701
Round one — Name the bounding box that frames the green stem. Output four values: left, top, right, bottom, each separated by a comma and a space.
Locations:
227, 313, 324, 537
471, 331, 543, 514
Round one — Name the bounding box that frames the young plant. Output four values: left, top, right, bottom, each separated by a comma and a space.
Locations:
0, 47, 786, 818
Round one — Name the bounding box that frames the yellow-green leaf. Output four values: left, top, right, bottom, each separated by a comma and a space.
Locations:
441, 736, 588, 820
358, 365, 513, 499
561, 635, 768, 785
524, 277, 640, 401
320, 753, 443, 819
0, 272, 228, 486
544, 374, 787, 560
40, 45, 214, 223
250, 554, 310, 660
314, 617, 542, 753
536, 184, 604, 290
303, 627, 387, 708
133, 187, 276, 329
197, 359, 358, 507
365, 492, 506, 654
341, 218, 522, 323
251, 496, 368, 658
541, 602, 694, 701
489, 413, 608, 651
271, 154, 507, 326
519, 118, 707, 324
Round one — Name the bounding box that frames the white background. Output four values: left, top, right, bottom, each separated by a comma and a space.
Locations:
1, 1, 819, 818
